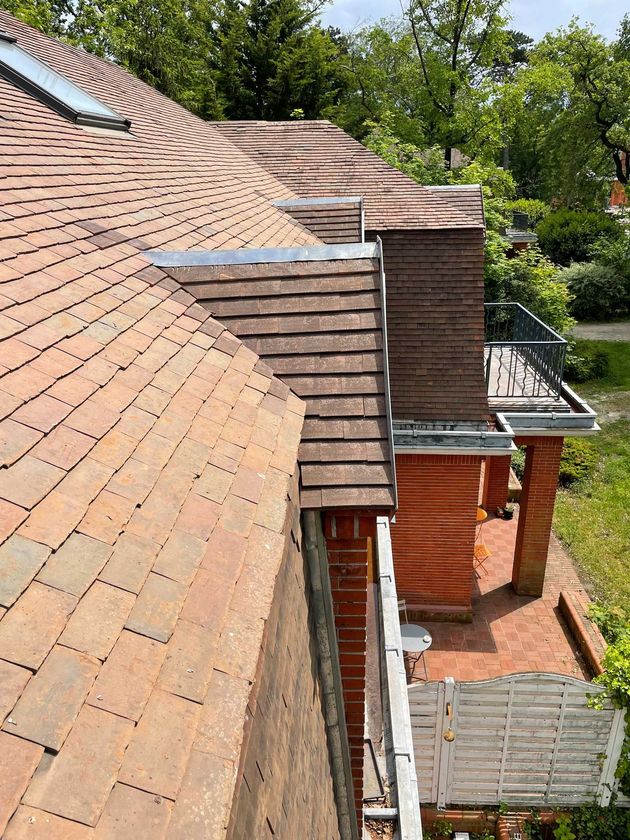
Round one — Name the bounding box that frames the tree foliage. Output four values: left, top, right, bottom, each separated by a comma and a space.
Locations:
513, 18, 630, 205
2, 0, 348, 121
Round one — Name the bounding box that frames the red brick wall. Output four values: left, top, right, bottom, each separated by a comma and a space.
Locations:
376, 229, 489, 423
483, 455, 512, 511
512, 435, 564, 596
323, 510, 375, 826
390, 454, 482, 612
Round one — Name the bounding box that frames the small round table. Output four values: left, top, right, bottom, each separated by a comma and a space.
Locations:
400, 624, 432, 681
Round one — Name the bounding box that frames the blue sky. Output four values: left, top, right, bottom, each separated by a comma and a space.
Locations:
321, 0, 622, 41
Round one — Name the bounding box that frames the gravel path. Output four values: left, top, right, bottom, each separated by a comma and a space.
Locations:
571, 320, 630, 341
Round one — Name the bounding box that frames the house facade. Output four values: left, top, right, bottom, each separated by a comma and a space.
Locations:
0, 12, 596, 840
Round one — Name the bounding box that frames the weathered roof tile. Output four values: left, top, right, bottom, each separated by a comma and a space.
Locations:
86, 630, 165, 722
118, 689, 200, 799
23, 705, 134, 826
3, 645, 99, 751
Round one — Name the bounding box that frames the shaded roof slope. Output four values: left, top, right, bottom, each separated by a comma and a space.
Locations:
214, 120, 484, 231
161, 247, 395, 509
0, 241, 306, 838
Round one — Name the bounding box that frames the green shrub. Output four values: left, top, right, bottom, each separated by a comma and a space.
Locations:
511, 446, 526, 481
559, 262, 627, 321
591, 234, 630, 288
536, 209, 623, 266
507, 198, 551, 227
558, 438, 599, 486
485, 246, 575, 334
564, 339, 610, 383
594, 631, 630, 799
589, 602, 630, 645
569, 802, 630, 840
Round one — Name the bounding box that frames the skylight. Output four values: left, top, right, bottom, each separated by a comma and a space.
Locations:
0, 31, 130, 132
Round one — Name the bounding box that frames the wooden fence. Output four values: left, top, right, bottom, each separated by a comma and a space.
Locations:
409, 673, 628, 809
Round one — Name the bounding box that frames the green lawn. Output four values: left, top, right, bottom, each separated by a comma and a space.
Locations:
553, 340, 630, 609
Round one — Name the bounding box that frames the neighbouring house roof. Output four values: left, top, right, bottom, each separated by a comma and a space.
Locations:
0, 10, 396, 837
214, 120, 485, 231
152, 243, 396, 509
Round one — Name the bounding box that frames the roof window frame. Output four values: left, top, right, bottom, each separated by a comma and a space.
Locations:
0, 30, 130, 132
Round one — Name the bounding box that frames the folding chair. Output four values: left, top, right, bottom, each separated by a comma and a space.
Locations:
473, 542, 491, 576
397, 599, 409, 624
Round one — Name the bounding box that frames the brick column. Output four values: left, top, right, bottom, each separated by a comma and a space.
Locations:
390, 453, 481, 616
482, 454, 512, 511
512, 436, 564, 596
323, 510, 375, 826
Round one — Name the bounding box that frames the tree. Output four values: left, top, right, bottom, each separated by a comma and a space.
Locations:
513, 18, 630, 205
1, 0, 69, 35
67, 0, 220, 118
405, 0, 511, 167
210, 0, 348, 120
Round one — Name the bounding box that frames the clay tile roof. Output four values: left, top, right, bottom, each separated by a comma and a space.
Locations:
0, 277, 306, 836
160, 245, 396, 510
0, 12, 344, 837
214, 120, 485, 231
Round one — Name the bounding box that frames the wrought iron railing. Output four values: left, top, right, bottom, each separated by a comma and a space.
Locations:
484, 303, 567, 399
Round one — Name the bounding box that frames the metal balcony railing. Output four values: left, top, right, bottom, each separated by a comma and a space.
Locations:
484, 303, 567, 400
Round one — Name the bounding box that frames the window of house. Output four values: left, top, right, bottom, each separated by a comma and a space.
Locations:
0, 30, 130, 132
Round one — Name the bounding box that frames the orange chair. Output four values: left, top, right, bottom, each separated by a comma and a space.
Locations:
473, 543, 491, 576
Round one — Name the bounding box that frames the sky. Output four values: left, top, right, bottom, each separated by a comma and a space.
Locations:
321, 0, 623, 41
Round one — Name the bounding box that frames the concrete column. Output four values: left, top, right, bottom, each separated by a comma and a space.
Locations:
512, 436, 564, 596
482, 454, 512, 511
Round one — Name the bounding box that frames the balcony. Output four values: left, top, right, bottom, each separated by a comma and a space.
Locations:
484, 303, 567, 404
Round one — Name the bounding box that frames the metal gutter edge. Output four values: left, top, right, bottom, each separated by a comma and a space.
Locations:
497, 384, 600, 436
393, 415, 516, 456
376, 517, 423, 840
303, 510, 359, 840
145, 241, 379, 267
376, 237, 398, 512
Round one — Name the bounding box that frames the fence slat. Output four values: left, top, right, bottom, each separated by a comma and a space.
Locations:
411, 673, 628, 809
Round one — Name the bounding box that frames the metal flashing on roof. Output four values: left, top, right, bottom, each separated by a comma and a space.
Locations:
0, 34, 130, 131
145, 241, 378, 267
273, 196, 363, 207
393, 416, 516, 455
498, 385, 600, 435
376, 237, 397, 511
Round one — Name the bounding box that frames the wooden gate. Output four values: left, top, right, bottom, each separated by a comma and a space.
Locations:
409, 673, 627, 808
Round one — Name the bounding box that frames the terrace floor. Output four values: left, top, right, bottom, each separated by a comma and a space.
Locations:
417, 509, 591, 683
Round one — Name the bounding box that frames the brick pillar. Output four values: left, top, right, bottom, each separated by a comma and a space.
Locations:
482, 454, 512, 511
390, 453, 482, 615
512, 436, 564, 596
323, 510, 375, 826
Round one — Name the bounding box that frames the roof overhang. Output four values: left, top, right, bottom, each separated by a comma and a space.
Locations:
497, 384, 600, 437
393, 416, 516, 456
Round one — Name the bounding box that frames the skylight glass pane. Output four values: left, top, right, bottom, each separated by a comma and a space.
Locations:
0, 33, 129, 131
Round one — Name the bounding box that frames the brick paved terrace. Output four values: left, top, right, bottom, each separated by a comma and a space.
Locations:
416, 509, 591, 682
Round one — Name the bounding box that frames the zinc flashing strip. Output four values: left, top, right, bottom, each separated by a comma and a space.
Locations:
393, 416, 516, 455
273, 196, 363, 207
145, 241, 378, 268
498, 385, 600, 435
376, 517, 423, 840
377, 236, 398, 512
